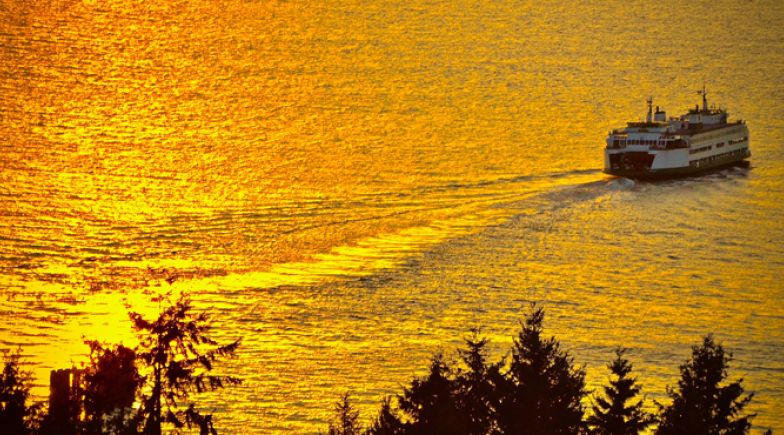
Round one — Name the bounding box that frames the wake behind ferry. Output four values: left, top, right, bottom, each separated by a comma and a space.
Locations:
604, 88, 750, 179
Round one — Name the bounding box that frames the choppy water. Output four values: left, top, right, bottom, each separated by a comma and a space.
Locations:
1, 0, 783, 432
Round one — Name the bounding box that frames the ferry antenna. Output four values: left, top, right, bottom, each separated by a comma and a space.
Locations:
698, 84, 708, 111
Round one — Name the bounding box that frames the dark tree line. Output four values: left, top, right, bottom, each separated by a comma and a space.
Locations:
1, 301, 772, 434
1, 294, 240, 435
327, 305, 766, 435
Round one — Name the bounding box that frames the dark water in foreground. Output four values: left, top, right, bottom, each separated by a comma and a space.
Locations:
1, 0, 783, 432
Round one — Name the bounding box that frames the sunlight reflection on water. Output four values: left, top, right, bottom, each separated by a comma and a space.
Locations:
1, 0, 783, 433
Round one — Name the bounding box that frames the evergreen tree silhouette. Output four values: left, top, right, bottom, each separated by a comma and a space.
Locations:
496, 304, 586, 434
81, 341, 142, 435
397, 354, 467, 434
454, 329, 501, 435
587, 348, 652, 435
367, 330, 501, 435
656, 335, 755, 435
328, 312, 777, 435
328, 393, 363, 435
0, 350, 41, 435
129, 294, 241, 435
366, 397, 404, 435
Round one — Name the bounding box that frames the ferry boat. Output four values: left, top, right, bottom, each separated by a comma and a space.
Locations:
604, 88, 750, 179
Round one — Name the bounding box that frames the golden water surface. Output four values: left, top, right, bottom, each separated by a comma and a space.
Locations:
1, 0, 783, 432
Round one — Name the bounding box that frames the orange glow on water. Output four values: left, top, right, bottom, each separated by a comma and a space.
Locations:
1, 0, 783, 433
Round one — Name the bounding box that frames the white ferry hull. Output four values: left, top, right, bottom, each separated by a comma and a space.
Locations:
604, 147, 750, 179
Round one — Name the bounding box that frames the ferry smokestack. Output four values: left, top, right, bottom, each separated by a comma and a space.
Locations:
654, 106, 666, 122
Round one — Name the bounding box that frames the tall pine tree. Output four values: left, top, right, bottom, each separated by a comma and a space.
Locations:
454, 329, 501, 435
587, 348, 652, 435
130, 294, 241, 435
496, 304, 586, 435
656, 335, 755, 435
